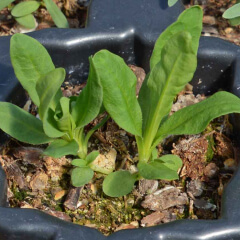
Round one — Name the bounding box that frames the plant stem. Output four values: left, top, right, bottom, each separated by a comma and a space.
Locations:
136, 136, 151, 163
74, 127, 87, 159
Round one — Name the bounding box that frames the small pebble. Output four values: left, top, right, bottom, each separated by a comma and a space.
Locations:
204, 163, 218, 178
187, 179, 204, 197
224, 158, 237, 171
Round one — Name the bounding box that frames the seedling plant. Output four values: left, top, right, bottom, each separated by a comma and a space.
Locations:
0, 0, 69, 29
92, 6, 240, 197
1, 33, 109, 187
1, 6, 240, 199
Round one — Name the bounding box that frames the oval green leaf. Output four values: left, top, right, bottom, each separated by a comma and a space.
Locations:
11, 1, 40, 17
158, 154, 182, 171
0, 0, 15, 11
72, 57, 103, 128
15, 14, 36, 29
139, 31, 197, 144
154, 91, 240, 147
150, 6, 202, 69
103, 171, 137, 197
71, 167, 94, 187
43, 0, 69, 28
229, 17, 240, 26
71, 159, 87, 167
43, 139, 79, 158
93, 50, 142, 137
10, 33, 55, 106
223, 3, 240, 19
36, 68, 66, 138
85, 151, 100, 165
0, 102, 52, 144
138, 160, 179, 180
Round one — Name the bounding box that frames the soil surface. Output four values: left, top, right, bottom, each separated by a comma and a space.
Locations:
0, 66, 237, 235
186, 0, 240, 45
0, 0, 89, 36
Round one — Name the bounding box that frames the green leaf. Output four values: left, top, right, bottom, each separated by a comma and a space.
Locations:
51, 88, 63, 111
71, 159, 87, 167
43, 139, 79, 158
72, 57, 103, 128
0, 0, 14, 11
154, 91, 240, 146
93, 50, 142, 137
229, 17, 240, 26
11, 1, 40, 17
139, 31, 197, 146
138, 155, 181, 180
168, 0, 178, 7
151, 148, 158, 161
44, 109, 65, 138
103, 171, 137, 197
85, 115, 110, 144
0, 102, 52, 144
37, 68, 65, 119
158, 154, 182, 171
54, 97, 76, 134
71, 167, 94, 187
10, 33, 55, 106
85, 151, 100, 165
69, 96, 77, 110
150, 6, 202, 69
36, 68, 65, 138
43, 0, 69, 28
15, 14, 36, 29
223, 3, 240, 19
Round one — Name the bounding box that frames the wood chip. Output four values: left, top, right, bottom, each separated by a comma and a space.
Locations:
64, 187, 82, 210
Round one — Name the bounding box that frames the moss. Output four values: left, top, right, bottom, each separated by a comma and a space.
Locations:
12, 187, 28, 201
206, 135, 215, 162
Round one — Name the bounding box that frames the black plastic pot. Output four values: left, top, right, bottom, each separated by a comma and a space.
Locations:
0, 1, 240, 239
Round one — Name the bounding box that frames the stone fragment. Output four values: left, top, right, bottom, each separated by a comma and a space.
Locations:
43, 156, 70, 181
203, 16, 216, 25
141, 186, 188, 211
204, 163, 218, 179
187, 179, 204, 197
115, 221, 139, 231
30, 172, 48, 191
138, 179, 158, 195
194, 199, 216, 211
90, 148, 116, 174
171, 93, 205, 115
141, 211, 177, 227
